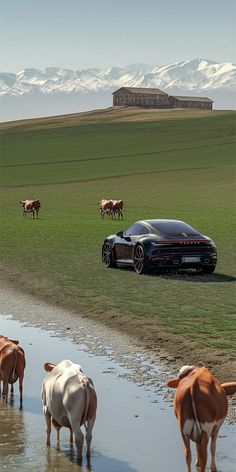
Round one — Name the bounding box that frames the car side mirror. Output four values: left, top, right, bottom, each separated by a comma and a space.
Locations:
117, 230, 124, 238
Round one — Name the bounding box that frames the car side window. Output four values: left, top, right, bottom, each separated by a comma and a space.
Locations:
138, 225, 150, 235
125, 223, 150, 236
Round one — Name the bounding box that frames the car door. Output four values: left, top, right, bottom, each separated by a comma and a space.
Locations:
115, 223, 150, 261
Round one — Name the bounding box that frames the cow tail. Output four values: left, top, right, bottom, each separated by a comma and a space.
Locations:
81, 378, 90, 430
190, 382, 202, 439
10, 348, 18, 383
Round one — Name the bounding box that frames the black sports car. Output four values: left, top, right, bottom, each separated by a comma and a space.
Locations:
102, 219, 217, 274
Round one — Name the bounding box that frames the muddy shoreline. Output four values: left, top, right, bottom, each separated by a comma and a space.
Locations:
0, 271, 235, 420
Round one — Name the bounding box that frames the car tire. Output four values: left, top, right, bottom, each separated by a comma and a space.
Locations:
133, 244, 148, 274
102, 241, 116, 268
197, 266, 216, 274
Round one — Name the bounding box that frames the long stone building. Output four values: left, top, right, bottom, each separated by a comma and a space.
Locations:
113, 87, 213, 110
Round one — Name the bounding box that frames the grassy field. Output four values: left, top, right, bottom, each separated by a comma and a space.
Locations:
1, 108, 236, 361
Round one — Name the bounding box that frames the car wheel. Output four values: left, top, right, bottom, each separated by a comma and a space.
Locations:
102, 241, 116, 268
197, 266, 216, 274
133, 244, 148, 274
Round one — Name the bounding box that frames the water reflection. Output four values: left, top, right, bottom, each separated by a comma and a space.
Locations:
45, 446, 84, 471
44, 446, 138, 472
0, 401, 26, 457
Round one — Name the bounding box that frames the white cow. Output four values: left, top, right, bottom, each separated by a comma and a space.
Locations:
41, 359, 97, 462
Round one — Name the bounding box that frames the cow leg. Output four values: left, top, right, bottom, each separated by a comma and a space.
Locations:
68, 411, 84, 460
51, 417, 61, 445
56, 426, 60, 445
86, 416, 96, 459
209, 431, 219, 472
18, 376, 24, 408
71, 421, 84, 462
196, 433, 208, 472
43, 406, 52, 446
182, 434, 191, 472
75, 430, 84, 462
2, 379, 9, 402
69, 427, 73, 444
10, 383, 14, 394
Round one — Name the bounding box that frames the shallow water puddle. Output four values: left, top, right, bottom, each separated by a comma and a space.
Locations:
0, 314, 235, 472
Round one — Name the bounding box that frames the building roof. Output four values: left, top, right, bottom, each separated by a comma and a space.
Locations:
172, 95, 213, 103
113, 87, 168, 96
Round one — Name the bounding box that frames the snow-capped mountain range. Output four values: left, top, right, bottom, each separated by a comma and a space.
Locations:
1, 58, 235, 97
0, 59, 235, 121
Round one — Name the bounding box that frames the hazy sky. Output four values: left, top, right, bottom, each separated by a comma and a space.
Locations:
1, 0, 235, 72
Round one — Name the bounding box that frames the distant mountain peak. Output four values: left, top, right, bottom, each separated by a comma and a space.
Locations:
1, 58, 235, 98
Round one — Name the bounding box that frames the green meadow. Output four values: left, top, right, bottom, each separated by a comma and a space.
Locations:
1, 109, 236, 354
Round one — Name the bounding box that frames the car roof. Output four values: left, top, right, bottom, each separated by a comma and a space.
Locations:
137, 219, 199, 235
141, 219, 185, 225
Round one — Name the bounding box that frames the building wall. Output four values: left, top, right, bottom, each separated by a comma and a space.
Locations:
113, 90, 213, 109
169, 96, 212, 109
113, 92, 170, 108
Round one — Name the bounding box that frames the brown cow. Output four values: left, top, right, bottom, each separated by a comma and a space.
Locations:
112, 199, 124, 220
0, 335, 26, 406
167, 365, 236, 472
97, 199, 114, 219
20, 199, 41, 219
97, 199, 124, 220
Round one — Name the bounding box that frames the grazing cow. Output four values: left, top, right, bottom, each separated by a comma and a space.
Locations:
0, 335, 26, 406
97, 199, 124, 219
20, 199, 41, 219
97, 199, 114, 219
167, 365, 236, 472
112, 199, 124, 220
42, 359, 97, 463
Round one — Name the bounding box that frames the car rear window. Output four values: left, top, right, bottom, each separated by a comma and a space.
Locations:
148, 220, 198, 235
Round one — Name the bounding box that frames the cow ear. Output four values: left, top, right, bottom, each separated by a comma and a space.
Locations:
221, 382, 236, 395
44, 362, 56, 372
167, 378, 180, 388
9, 339, 19, 345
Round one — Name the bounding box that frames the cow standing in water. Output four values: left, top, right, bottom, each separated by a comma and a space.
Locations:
20, 199, 41, 219
0, 335, 26, 407
42, 359, 97, 463
167, 365, 236, 472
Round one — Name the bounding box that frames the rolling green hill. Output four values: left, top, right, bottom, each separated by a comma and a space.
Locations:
1, 108, 235, 365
